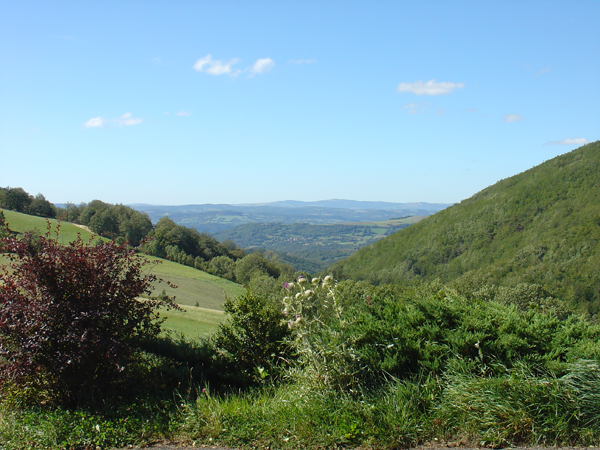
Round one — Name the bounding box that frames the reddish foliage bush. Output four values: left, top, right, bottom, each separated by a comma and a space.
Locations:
0, 224, 176, 406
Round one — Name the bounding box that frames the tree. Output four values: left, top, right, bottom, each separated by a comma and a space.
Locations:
235, 252, 281, 285
26, 193, 56, 218
56, 201, 86, 223
0, 225, 177, 407
2, 187, 33, 213
76, 200, 152, 246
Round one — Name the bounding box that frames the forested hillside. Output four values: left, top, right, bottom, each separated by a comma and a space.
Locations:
330, 141, 600, 313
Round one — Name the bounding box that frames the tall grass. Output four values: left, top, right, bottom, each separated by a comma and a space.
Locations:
178, 359, 600, 449
435, 360, 580, 446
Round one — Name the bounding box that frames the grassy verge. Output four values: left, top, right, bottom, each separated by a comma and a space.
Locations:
4, 364, 600, 450
179, 361, 600, 449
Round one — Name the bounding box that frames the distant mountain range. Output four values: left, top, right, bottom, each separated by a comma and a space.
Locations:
129, 200, 450, 234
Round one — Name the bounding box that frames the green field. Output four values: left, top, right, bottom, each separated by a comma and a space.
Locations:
1, 208, 98, 243
141, 255, 243, 308
1, 209, 242, 336
158, 304, 225, 337
141, 257, 243, 335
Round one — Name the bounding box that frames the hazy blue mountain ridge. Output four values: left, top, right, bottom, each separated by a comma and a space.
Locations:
130, 201, 449, 234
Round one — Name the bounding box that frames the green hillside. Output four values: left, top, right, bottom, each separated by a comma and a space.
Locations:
1, 208, 98, 243
0, 209, 242, 335
143, 255, 244, 310
330, 141, 600, 311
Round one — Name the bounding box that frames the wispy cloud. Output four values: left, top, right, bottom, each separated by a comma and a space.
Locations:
288, 59, 317, 64
176, 111, 192, 117
193, 54, 275, 77
503, 114, 523, 123
84, 113, 142, 128
118, 113, 142, 126
536, 66, 552, 76
404, 102, 426, 115
251, 58, 275, 74
397, 80, 465, 96
151, 57, 161, 64
193, 54, 241, 76
83, 117, 105, 128
545, 137, 590, 146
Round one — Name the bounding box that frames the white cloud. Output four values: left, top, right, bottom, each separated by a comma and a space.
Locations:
176, 111, 192, 116
151, 57, 161, 64
289, 59, 317, 64
546, 137, 590, 146
83, 117, 105, 128
193, 54, 240, 75
251, 57, 275, 74
118, 112, 142, 126
503, 114, 523, 123
404, 102, 425, 115
397, 80, 465, 96
536, 66, 551, 76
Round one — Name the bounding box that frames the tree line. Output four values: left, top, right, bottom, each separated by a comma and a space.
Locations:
1, 186, 297, 285
0, 187, 56, 218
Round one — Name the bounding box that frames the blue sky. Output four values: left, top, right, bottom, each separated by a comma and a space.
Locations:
1, 0, 598, 206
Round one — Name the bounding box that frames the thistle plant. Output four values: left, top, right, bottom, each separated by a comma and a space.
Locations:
282, 275, 363, 392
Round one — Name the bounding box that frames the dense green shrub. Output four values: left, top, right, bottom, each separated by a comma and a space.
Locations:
342, 291, 600, 384
274, 278, 600, 391
211, 288, 292, 387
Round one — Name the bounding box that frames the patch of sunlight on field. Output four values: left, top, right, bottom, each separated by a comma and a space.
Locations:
159, 304, 225, 338
1, 208, 99, 243
141, 256, 244, 311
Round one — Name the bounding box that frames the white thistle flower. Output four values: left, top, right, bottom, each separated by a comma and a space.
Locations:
288, 314, 302, 328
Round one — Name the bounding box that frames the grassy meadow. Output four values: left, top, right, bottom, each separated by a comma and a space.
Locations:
1, 208, 98, 243
1, 209, 240, 337
158, 304, 224, 337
